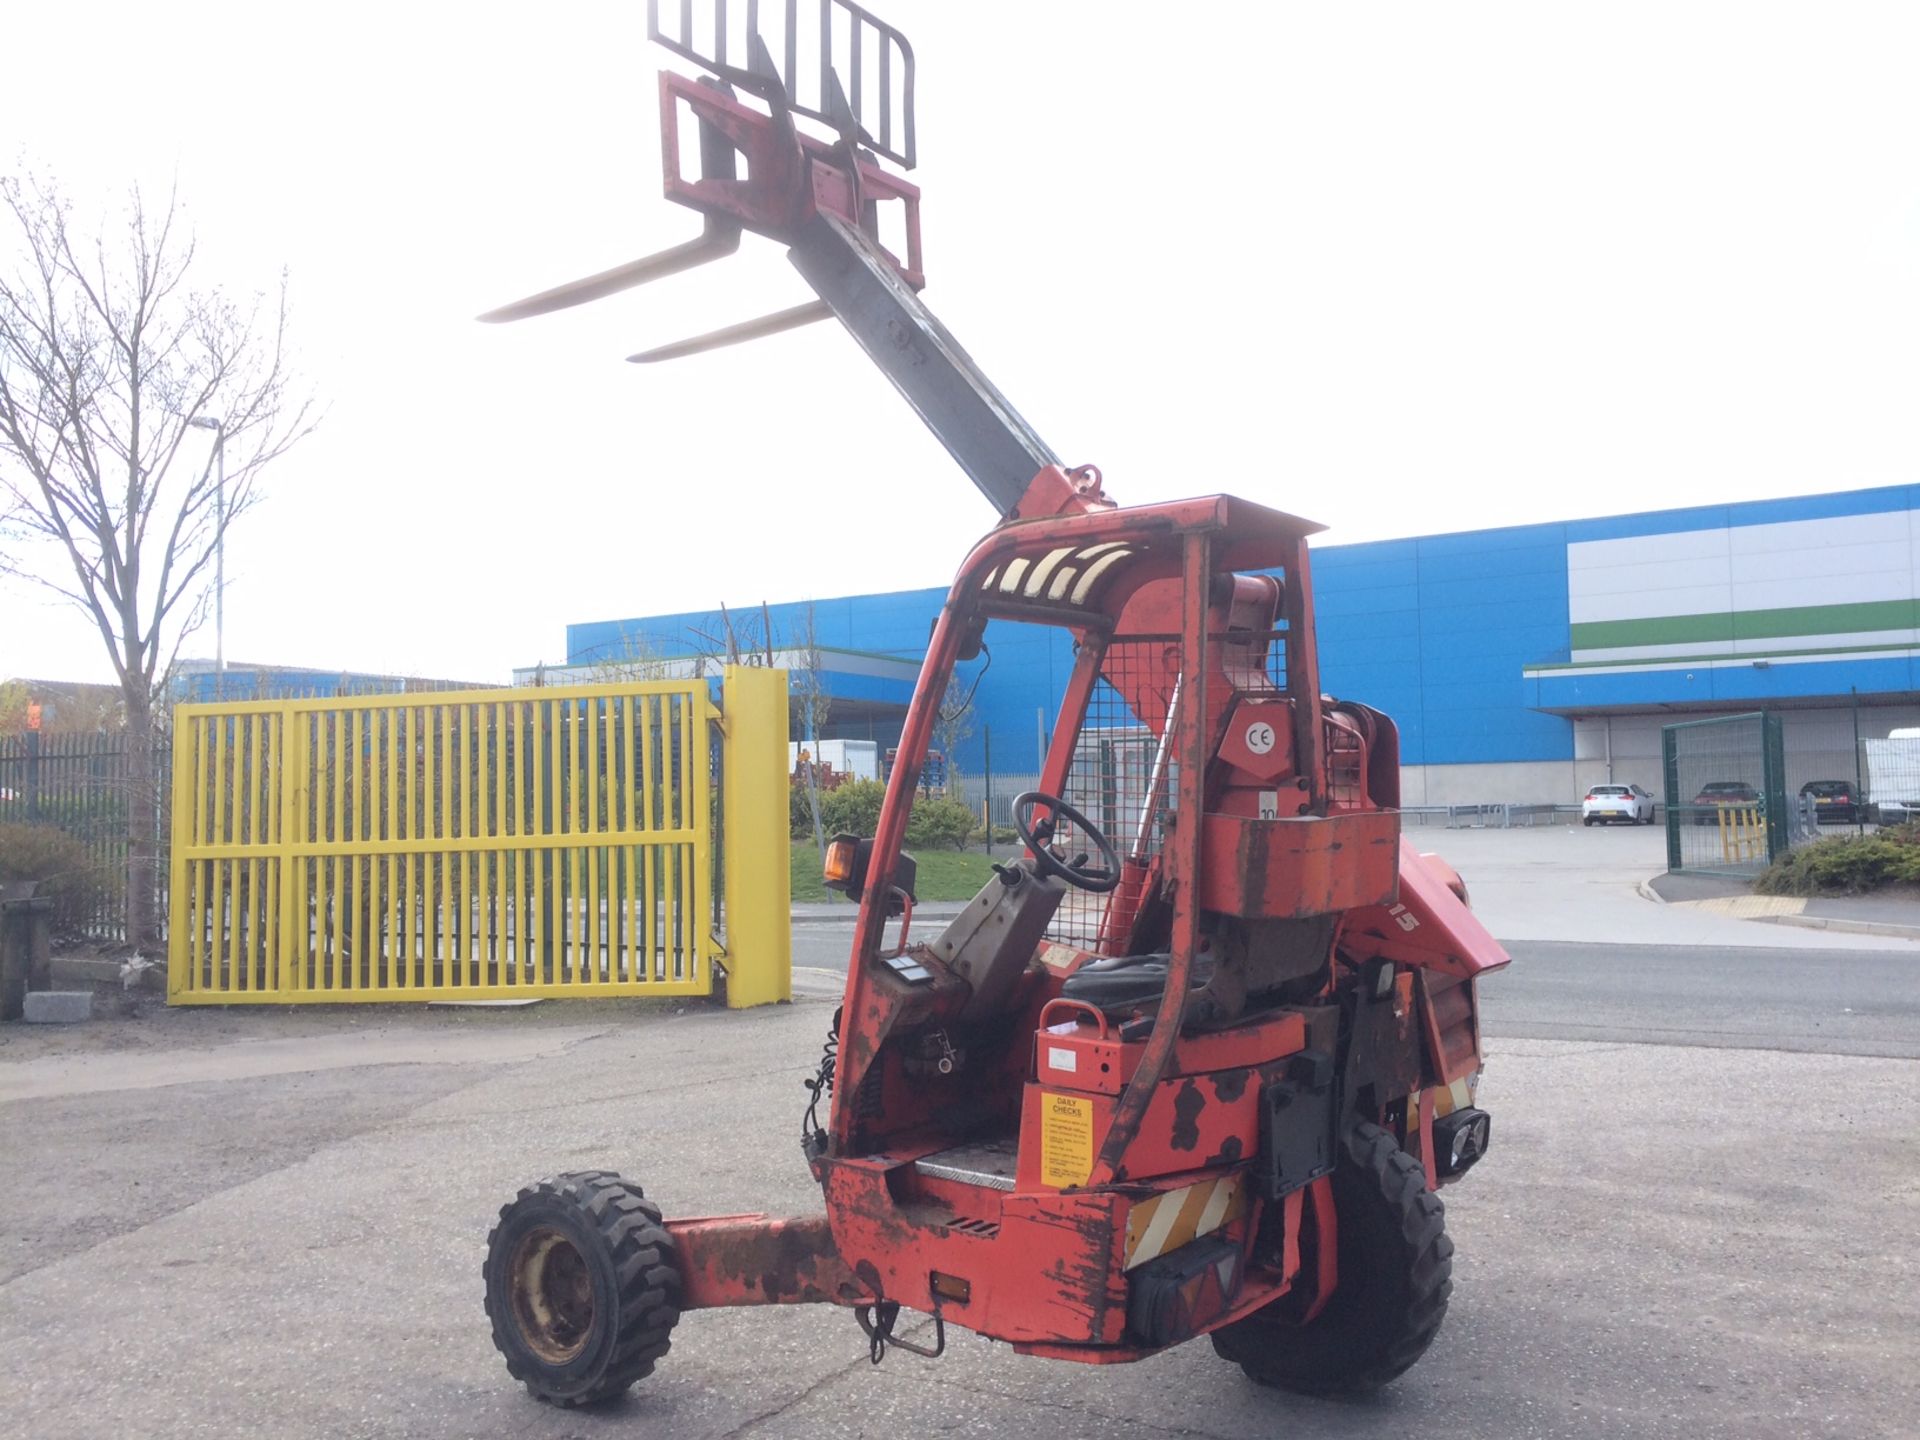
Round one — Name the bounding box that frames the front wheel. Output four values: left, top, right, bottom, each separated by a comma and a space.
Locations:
484, 1170, 682, 1407
1210, 1123, 1452, 1395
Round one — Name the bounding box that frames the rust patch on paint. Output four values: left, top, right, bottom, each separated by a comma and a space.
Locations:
1170, 1080, 1206, 1151
1204, 1135, 1245, 1166
1210, 1068, 1250, 1103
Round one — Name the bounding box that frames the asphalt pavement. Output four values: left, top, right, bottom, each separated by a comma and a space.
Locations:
807, 923, 1920, 1061
3, 825, 1917, 1439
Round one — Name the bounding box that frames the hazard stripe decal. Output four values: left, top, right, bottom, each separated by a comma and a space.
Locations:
1430, 1078, 1471, 1119
1123, 1175, 1247, 1271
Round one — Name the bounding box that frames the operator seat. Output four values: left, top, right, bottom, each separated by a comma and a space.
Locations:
1059, 951, 1211, 1017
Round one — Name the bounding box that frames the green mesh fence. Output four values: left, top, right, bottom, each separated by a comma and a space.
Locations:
1662, 712, 1787, 876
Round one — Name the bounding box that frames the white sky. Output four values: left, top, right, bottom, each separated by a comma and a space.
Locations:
3, 1, 1918, 687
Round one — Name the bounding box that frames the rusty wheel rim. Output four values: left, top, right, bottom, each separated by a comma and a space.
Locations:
508, 1226, 596, 1364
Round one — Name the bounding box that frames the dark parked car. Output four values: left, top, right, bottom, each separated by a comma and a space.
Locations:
1799, 779, 1861, 824
1690, 780, 1761, 824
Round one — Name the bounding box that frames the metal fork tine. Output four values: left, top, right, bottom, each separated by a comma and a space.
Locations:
477, 218, 742, 324
625, 299, 832, 363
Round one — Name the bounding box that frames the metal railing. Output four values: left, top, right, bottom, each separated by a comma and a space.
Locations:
0, 729, 168, 942
1399, 802, 1593, 829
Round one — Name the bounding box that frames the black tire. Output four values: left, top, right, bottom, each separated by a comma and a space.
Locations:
1582, 816, 1594, 827
484, 1170, 681, 1407
1210, 1122, 1452, 1395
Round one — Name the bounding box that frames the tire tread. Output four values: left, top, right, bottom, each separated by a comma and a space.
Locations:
483, 1170, 682, 1407
1209, 1121, 1452, 1395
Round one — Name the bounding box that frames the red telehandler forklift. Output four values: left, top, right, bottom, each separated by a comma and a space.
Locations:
479, 0, 1509, 1407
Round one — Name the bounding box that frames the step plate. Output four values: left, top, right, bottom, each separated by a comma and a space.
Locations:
912, 1137, 1019, 1192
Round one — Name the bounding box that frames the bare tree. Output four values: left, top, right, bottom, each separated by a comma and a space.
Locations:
0, 174, 315, 946
933, 669, 978, 794
583, 631, 672, 684
0, 678, 25, 733
789, 603, 833, 867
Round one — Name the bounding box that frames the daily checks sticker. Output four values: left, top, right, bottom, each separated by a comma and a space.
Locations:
1040, 1092, 1095, 1187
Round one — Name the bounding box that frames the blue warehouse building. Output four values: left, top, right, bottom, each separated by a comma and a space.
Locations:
547, 484, 1920, 806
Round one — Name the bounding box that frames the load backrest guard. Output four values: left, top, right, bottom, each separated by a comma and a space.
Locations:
648, 0, 918, 169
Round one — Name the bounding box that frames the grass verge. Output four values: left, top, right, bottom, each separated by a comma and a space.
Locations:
789, 839, 999, 903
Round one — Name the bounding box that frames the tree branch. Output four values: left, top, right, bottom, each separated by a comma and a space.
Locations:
0, 170, 317, 703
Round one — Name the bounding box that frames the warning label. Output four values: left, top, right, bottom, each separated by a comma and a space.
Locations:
1040, 1092, 1095, 1188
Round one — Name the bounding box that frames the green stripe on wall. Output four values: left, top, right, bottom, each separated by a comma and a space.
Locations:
1570, 598, 1919, 652
1528, 638, 1920, 674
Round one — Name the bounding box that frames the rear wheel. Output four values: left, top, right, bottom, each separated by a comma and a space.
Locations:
484, 1170, 682, 1407
1211, 1123, 1452, 1395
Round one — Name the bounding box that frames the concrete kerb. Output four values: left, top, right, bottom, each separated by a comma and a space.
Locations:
1639, 869, 1920, 941
21, 990, 91, 1023
1751, 912, 1920, 940
791, 901, 966, 926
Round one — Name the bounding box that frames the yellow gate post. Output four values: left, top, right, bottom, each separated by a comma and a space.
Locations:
720, 665, 791, 1007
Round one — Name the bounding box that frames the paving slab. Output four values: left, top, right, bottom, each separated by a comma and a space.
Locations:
1409, 824, 1920, 950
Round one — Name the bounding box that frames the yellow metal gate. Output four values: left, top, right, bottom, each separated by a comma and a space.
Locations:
167, 674, 787, 1004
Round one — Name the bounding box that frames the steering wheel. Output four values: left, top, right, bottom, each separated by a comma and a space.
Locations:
1012, 790, 1122, 894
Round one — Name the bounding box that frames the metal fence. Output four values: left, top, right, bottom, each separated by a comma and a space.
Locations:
0, 730, 168, 942
167, 681, 735, 1003
957, 771, 1042, 830
1399, 803, 1593, 829
1662, 712, 1789, 876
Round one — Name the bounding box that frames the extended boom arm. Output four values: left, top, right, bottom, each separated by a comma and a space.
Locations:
784, 213, 1060, 518
479, 2, 1109, 522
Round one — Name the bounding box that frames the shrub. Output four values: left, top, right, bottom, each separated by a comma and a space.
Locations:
795, 780, 979, 852
906, 796, 977, 851
790, 779, 817, 840
1754, 828, 1920, 896
819, 779, 887, 838
0, 822, 108, 935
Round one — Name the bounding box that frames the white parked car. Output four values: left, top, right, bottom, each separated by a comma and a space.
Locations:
1582, 783, 1655, 826
1873, 797, 1920, 825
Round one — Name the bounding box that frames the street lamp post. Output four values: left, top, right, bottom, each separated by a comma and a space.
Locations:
187, 416, 226, 685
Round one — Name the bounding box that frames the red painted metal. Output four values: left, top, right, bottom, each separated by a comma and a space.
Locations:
668, 1214, 868, 1309
1417, 969, 1485, 1085
1196, 810, 1400, 919
1344, 841, 1513, 981
1286, 536, 1327, 814
795, 486, 1509, 1356
658, 71, 924, 283
1298, 1176, 1339, 1323
1414, 1088, 1440, 1192
1086, 530, 1211, 1188
490, 16, 1511, 1378
493, 477, 1506, 1367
